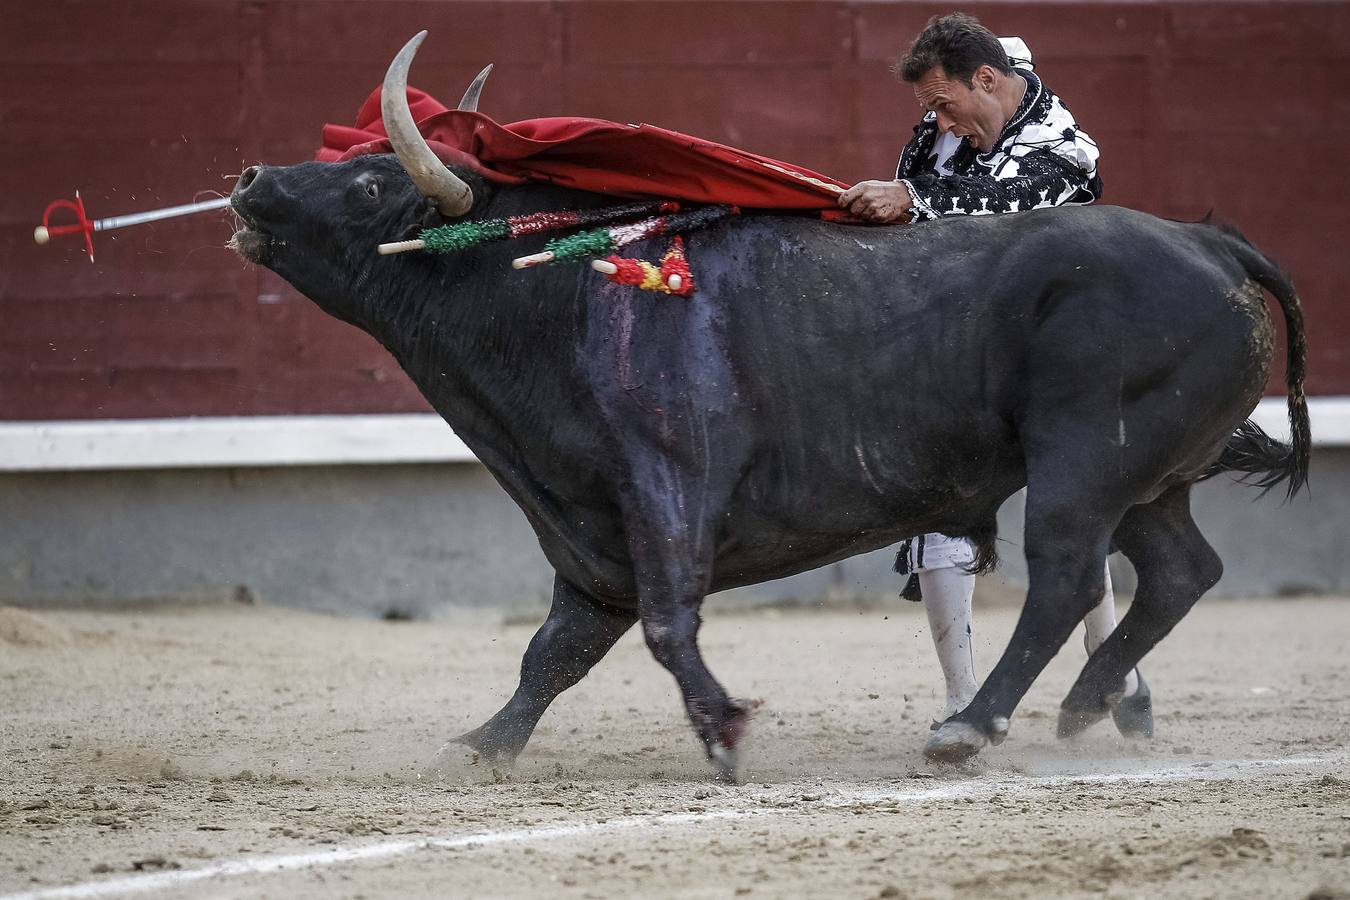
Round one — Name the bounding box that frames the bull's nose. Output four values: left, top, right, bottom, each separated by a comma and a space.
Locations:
236, 165, 262, 193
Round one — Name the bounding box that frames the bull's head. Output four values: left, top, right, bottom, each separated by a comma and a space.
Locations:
229, 32, 485, 311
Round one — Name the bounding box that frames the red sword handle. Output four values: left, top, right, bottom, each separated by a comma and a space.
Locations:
35, 193, 96, 262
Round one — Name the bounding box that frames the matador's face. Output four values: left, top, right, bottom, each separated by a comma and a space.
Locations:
913, 65, 1009, 154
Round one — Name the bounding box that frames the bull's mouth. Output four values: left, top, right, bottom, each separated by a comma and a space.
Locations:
227, 200, 273, 264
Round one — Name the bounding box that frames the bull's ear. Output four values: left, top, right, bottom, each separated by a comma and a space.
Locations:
395, 198, 444, 241
418, 197, 445, 230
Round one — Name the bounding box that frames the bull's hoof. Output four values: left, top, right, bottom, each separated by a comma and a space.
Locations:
1110, 673, 1154, 739
703, 698, 756, 783
424, 740, 509, 781
923, 721, 988, 763
424, 722, 524, 780
1056, 703, 1109, 739
708, 740, 744, 783
452, 721, 529, 763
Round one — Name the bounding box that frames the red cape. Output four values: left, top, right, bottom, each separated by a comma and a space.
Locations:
318, 87, 849, 211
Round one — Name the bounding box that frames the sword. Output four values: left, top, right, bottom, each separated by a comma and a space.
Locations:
33, 191, 233, 262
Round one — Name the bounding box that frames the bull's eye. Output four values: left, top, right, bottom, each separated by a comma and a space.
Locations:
365, 180, 380, 199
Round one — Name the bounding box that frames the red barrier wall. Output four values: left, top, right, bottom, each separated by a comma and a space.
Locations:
3, 1, 1347, 420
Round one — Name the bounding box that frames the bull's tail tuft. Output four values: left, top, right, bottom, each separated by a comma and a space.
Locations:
964, 518, 1001, 576
1201, 418, 1305, 498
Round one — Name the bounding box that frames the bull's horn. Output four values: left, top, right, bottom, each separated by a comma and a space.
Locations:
382, 31, 473, 218
458, 64, 493, 112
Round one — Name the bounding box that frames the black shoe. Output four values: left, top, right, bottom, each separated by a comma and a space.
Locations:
1111, 672, 1153, 739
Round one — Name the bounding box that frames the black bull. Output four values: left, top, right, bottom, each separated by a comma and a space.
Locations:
230, 154, 1309, 776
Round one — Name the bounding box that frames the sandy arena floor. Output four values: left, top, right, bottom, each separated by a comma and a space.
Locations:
2, 596, 1348, 899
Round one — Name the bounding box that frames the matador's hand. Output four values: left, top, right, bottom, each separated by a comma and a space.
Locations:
838, 180, 914, 223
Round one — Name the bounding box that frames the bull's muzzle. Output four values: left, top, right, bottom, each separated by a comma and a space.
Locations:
227, 166, 272, 264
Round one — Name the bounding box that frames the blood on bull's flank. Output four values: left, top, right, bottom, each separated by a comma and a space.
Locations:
228, 32, 1309, 780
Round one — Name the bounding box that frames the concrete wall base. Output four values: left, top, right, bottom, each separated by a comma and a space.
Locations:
3, 450, 1343, 620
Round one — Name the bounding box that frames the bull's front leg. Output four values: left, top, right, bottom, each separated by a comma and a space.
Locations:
638, 583, 754, 780
450, 576, 637, 766
623, 482, 751, 780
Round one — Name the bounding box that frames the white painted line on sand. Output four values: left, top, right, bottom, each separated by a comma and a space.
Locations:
830, 749, 1349, 809
4, 750, 1342, 900
0, 811, 750, 900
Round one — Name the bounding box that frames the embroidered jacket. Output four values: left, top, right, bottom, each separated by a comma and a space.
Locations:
895, 68, 1102, 221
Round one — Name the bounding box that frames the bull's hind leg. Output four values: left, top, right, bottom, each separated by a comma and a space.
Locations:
452, 577, 637, 764
926, 477, 1121, 762
1058, 484, 1221, 738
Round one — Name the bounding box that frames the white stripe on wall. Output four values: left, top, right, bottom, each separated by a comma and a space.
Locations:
0, 415, 475, 471
0, 397, 1345, 472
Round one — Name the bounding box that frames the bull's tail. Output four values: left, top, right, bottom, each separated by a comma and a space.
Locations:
1200, 418, 1302, 497
1205, 228, 1311, 498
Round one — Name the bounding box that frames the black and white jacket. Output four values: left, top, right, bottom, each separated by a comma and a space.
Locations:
895, 67, 1102, 221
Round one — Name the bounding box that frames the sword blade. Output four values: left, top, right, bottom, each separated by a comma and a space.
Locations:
92, 196, 233, 231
